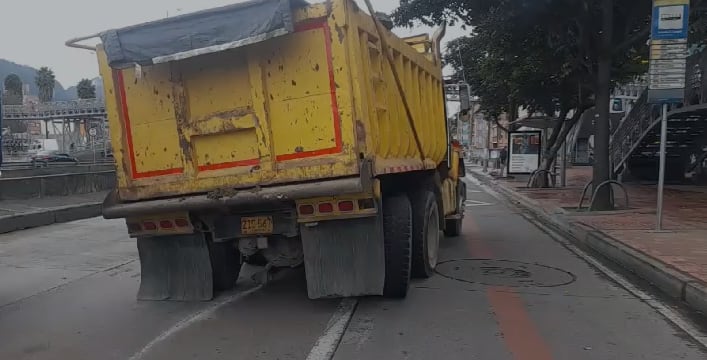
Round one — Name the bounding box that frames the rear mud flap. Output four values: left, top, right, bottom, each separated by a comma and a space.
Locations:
301, 216, 385, 299
137, 234, 215, 301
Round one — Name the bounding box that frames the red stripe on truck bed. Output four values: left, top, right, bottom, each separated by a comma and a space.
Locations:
277, 21, 343, 162
116, 70, 184, 179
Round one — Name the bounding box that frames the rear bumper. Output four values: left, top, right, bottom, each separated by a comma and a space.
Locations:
102, 177, 365, 219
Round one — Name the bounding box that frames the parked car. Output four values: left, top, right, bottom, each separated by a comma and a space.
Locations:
30, 151, 80, 167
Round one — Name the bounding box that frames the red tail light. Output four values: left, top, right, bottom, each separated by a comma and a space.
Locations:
318, 203, 334, 213
159, 220, 174, 229
338, 201, 354, 212
174, 218, 190, 228
143, 221, 157, 231
299, 205, 315, 215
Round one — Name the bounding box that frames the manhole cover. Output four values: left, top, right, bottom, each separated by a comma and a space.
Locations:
436, 259, 576, 288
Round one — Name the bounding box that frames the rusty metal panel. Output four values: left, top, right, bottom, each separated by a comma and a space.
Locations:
343, 1, 447, 175
98, 0, 446, 202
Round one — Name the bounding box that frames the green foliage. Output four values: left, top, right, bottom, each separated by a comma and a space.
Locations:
0, 59, 74, 100
76, 78, 96, 99
689, 0, 707, 46
35, 67, 56, 103
395, 0, 652, 118
3, 74, 23, 105
4, 74, 22, 94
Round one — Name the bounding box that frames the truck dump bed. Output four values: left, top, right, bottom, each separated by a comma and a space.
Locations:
98, 0, 446, 202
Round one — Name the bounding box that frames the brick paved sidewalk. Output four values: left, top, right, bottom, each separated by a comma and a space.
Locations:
467, 165, 707, 315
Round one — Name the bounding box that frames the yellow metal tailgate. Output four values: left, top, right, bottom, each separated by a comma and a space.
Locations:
99, 4, 358, 201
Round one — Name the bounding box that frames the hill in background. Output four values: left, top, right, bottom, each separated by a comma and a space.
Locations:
0, 59, 102, 101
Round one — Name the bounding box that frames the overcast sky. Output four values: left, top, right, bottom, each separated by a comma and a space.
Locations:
1, 0, 465, 87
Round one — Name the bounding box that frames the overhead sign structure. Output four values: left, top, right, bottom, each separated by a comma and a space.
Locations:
647, 0, 689, 103
507, 131, 542, 175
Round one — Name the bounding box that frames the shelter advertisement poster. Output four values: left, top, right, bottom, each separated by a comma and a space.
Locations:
508, 131, 542, 175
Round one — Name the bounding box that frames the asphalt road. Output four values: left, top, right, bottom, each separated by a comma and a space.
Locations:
0, 178, 705, 360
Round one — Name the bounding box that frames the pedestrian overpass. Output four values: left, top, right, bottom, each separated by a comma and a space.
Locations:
610, 50, 707, 183
2, 99, 106, 121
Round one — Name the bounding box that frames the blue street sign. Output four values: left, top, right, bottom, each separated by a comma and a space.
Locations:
648, 0, 690, 104
651, 3, 689, 40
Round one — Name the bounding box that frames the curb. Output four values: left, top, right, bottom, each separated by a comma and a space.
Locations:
0, 203, 103, 235
467, 169, 707, 316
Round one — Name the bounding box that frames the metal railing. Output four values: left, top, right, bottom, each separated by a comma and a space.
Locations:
609, 88, 662, 174
2, 99, 106, 120
0, 160, 114, 169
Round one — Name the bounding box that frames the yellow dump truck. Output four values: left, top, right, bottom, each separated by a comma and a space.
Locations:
67, 0, 466, 300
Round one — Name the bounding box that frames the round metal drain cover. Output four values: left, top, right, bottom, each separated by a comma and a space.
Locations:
436, 259, 576, 288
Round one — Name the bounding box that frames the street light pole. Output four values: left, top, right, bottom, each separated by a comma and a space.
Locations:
483, 119, 491, 173
656, 103, 668, 230
561, 137, 567, 187
457, 106, 462, 144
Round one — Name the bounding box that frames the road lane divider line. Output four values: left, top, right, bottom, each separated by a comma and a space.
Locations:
466, 173, 707, 349
128, 285, 263, 360
306, 298, 359, 360
486, 286, 555, 360
465, 213, 555, 360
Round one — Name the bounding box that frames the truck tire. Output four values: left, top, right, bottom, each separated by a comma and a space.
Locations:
410, 190, 440, 278
207, 238, 242, 291
444, 181, 466, 237
383, 193, 413, 298
243, 252, 268, 266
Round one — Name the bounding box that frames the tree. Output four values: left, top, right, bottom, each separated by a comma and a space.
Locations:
3, 74, 23, 105
35, 67, 56, 103
394, 0, 655, 206
2, 74, 27, 133
76, 78, 96, 99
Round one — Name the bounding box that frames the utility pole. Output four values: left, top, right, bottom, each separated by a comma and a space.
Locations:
0, 91, 4, 171
656, 104, 668, 230
483, 119, 491, 173
560, 137, 568, 187
456, 107, 462, 143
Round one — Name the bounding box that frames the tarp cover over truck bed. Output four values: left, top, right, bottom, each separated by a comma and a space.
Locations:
100, 0, 307, 69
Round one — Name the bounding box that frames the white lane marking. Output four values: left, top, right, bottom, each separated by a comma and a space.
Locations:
128, 285, 263, 360
306, 298, 359, 360
464, 200, 493, 207
466, 173, 707, 348
525, 214, 707, 347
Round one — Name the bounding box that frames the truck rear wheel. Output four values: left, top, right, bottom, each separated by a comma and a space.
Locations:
136, 234, 241, 301
410, 191, 440, 278
383, 193, 412, 298
207, 238, 242, 291
243, 252, 268, 266
444, 181, 466, 237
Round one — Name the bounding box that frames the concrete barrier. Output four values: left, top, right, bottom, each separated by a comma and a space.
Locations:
0, 171, 116, 200
0, 203, 103, 234
0, 164, 115, 178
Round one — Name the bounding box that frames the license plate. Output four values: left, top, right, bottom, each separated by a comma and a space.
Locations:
241, 216, 274, 235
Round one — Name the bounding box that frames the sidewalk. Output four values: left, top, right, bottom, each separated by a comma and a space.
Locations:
467, 165, 707, 316
0, 191, 107, 234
